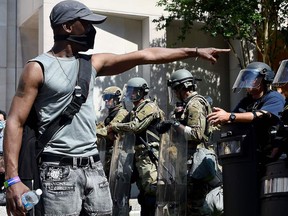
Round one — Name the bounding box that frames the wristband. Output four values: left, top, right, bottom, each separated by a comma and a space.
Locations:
4, 176, 21, 188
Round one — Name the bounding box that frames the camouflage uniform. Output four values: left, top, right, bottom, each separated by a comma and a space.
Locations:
97, 92, 128, 178
111, 98, 165, 216
163, 69, 217, 216
173, 91, 214, 216
175, 92, 212, 148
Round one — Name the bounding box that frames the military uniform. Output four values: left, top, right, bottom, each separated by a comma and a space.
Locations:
175, 92, 212, 148
96, 104, 128, 177
111, 98, 165, 216
173, 92, 216, 216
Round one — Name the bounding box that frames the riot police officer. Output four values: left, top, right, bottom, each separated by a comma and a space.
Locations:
208, 62, 285, 161
207, 62, 285, 216
96, 86, 128, 178
270, 60, 288, 158
258, 59, 288, 216
157, 69, 222, 215
109, 77, 165, 216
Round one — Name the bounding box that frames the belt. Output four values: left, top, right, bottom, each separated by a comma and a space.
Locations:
39, 154, 100, 167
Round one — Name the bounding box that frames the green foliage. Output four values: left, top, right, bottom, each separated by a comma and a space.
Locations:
154, 0, 288, 68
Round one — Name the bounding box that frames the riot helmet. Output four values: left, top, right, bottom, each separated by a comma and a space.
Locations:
102, 86, 122, 109
232, 62, 275, 92
272, 59, 288, 87
167, 69, 199, 104
124, 77, 149, 102
168, 69, 196, 91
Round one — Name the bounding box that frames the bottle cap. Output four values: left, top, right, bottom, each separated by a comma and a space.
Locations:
36, 189, 43, 196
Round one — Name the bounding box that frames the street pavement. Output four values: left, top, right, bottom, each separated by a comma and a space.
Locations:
0, 206, 7, 215
129, 199, 141, 216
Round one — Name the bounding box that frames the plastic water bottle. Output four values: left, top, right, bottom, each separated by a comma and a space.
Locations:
21, 189, 42, 211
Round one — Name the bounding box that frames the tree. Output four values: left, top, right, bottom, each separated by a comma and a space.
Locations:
153, 0, 288, 70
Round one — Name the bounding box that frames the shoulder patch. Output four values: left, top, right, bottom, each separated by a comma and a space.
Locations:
187, 95, 211, 114
137, 103, 158, 121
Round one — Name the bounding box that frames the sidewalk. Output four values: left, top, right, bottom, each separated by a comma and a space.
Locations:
0, 206, 7, 215
129, 198, 141, 216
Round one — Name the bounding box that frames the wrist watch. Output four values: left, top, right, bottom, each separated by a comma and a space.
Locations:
229, 112, 236, 122
172, 120, 180, 128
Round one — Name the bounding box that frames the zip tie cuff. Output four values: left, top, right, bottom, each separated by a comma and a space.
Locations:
4, 176, 21, 188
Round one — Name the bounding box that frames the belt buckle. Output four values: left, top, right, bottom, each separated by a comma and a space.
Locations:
77, 157, 89, 167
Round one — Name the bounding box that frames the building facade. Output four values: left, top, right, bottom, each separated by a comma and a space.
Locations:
0, 0, 240, 119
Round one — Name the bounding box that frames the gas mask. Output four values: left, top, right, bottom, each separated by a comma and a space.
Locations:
54, 24, 96, 51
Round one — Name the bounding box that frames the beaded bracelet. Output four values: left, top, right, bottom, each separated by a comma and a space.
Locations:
4, 176, 21, 188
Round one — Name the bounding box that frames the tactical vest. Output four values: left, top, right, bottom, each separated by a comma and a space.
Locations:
104, 105, 122, 126
133, 100, 164, 146
181, 94, 213, 147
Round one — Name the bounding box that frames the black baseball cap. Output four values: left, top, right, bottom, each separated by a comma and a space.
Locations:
50, 0, 107, 27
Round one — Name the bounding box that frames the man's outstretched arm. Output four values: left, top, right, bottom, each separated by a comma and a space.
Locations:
94, 47, 230, 76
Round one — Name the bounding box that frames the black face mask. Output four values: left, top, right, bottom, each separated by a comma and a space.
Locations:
54, 26, 96, 51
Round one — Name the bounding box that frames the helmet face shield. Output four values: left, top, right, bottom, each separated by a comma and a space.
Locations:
232, 69, 263, 92
123, 77, 149, 103
102, 94, 118, 109
168, 83, 185, 105
167, 69, 197, 104
124, 86, 144, 102
168, 86, 176, 105
273, 60, 288, 87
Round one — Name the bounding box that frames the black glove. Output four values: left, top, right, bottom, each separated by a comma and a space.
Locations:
156, 120, 179, 134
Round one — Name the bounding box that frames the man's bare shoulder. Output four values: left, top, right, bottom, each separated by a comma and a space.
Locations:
23, 61, 44, 76
18, 61, 44, 91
